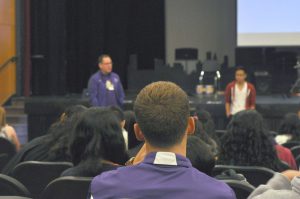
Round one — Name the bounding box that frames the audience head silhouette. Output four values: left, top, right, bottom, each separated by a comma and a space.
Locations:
133, 81, 195, 153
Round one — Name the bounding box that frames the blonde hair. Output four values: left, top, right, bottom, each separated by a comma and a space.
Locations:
0, 107, 7, 129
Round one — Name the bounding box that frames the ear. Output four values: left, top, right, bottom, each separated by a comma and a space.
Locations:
98, 63, 102, 70
134, 123, 145, 141
186, 117, 195, 136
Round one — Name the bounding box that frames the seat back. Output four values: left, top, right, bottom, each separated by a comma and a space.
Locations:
40, 176, 92, 199
12, 161, 73, 197
0, 153, 9, 171
221, 179, 255, 199
0, 174, 30, 197
291, 145, 300, 159
282, 141, 300, 149
0, 137, 16, 156
213, 165, 275, 187
296, 155, 300, 168
215, 130, 226, 138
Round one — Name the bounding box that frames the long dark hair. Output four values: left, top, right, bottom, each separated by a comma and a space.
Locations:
219, 110, 282, 171
124, 110, 141, 149
187, 136, 215, 176
69, 107, 128, 167
45, 105, 87, 161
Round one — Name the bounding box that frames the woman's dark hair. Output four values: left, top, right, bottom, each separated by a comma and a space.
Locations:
187, 136, 215, 176
45, 105, 87, 161
193, 118, 219, 156
278, 113, 300, 141
219, 110, 283, 171
124, 110, 141, 149
109, 106, 124, 122
69, 107, 127, 166
194, 108, 218, 142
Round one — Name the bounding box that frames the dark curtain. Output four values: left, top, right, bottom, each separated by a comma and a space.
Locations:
30, 0, 165, 95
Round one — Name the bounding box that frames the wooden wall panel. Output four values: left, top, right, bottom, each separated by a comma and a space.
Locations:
0, 0, 16, 105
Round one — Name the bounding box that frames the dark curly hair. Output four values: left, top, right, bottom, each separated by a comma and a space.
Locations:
69, 107, 128, 167
219, 110, 283, 171
278, 113, 300, 142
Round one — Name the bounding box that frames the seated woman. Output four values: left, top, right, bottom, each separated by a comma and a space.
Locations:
186, 136, 215, 176
193, 118, 219, 156
61, 107, 128, 177
276, 113, 300, 144
218, 110, 288, 172
0, 107, 21, 151
2, 105, 86, 175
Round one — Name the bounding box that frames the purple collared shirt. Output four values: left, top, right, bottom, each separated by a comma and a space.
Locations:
89, 152, 236, 199
88, 71, 125, 108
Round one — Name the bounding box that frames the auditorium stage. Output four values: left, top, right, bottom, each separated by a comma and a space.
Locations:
25, 94, 300, 141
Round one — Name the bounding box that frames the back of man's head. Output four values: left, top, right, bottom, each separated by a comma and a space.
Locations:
134, 81, 190, 148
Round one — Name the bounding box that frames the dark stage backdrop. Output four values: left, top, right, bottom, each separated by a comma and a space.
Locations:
30, 0, 165, 95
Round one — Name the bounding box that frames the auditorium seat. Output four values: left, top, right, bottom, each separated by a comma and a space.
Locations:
290, 145, 300, 160
282, 141, 300, 149
0, 137, 16, 170
296, 155, 300, 168
213, 165, 275, 187
0, 153, 10, 171
11, 161, 73, 198
40, 176, 92, 199
221, 179, 255, 199
0, 174, 30, 197
215, 130, 227, 138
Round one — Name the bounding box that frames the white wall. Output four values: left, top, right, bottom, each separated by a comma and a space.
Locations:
165, 0, 236, 73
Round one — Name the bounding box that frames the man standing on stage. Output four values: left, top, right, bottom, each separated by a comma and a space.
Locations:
225, 66, 256, 118
88, 54, 125, 108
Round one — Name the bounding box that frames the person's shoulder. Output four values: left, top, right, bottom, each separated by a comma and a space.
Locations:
226, 81, 235, 88
247, 82, 255, 89
90, 169, 121, 195
111, 72, 120, 79
89, 71, 100, 80
189, 168, 235, 197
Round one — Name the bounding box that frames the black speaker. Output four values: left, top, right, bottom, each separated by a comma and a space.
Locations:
254, 71, 272, 94
175, 48, 198, 60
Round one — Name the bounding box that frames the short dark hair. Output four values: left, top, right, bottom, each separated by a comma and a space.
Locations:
134, 81, 190, 148
69, 107, 127, 166
187, 136, 216, 176
98, 54, 111, 64
235, 66, 247, 74
278, 113, 300, 141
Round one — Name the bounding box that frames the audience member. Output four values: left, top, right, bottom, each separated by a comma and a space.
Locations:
89, 81, 236, 199
0, 106, 21, 151
219, 110, 288, 172
2, 105, 86, 175
61, 107, 128, 177
193, 118, 219, 156
248, 170, 300, 199
276, 113, 300, 144
194, 108, 219, 143
186, 135, 216, 176
108, 106, 128, 150
124, 110, 142, 149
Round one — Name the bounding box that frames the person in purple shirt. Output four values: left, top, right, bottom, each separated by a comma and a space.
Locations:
89, 81, 236, 199
88, 54, 125, 108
